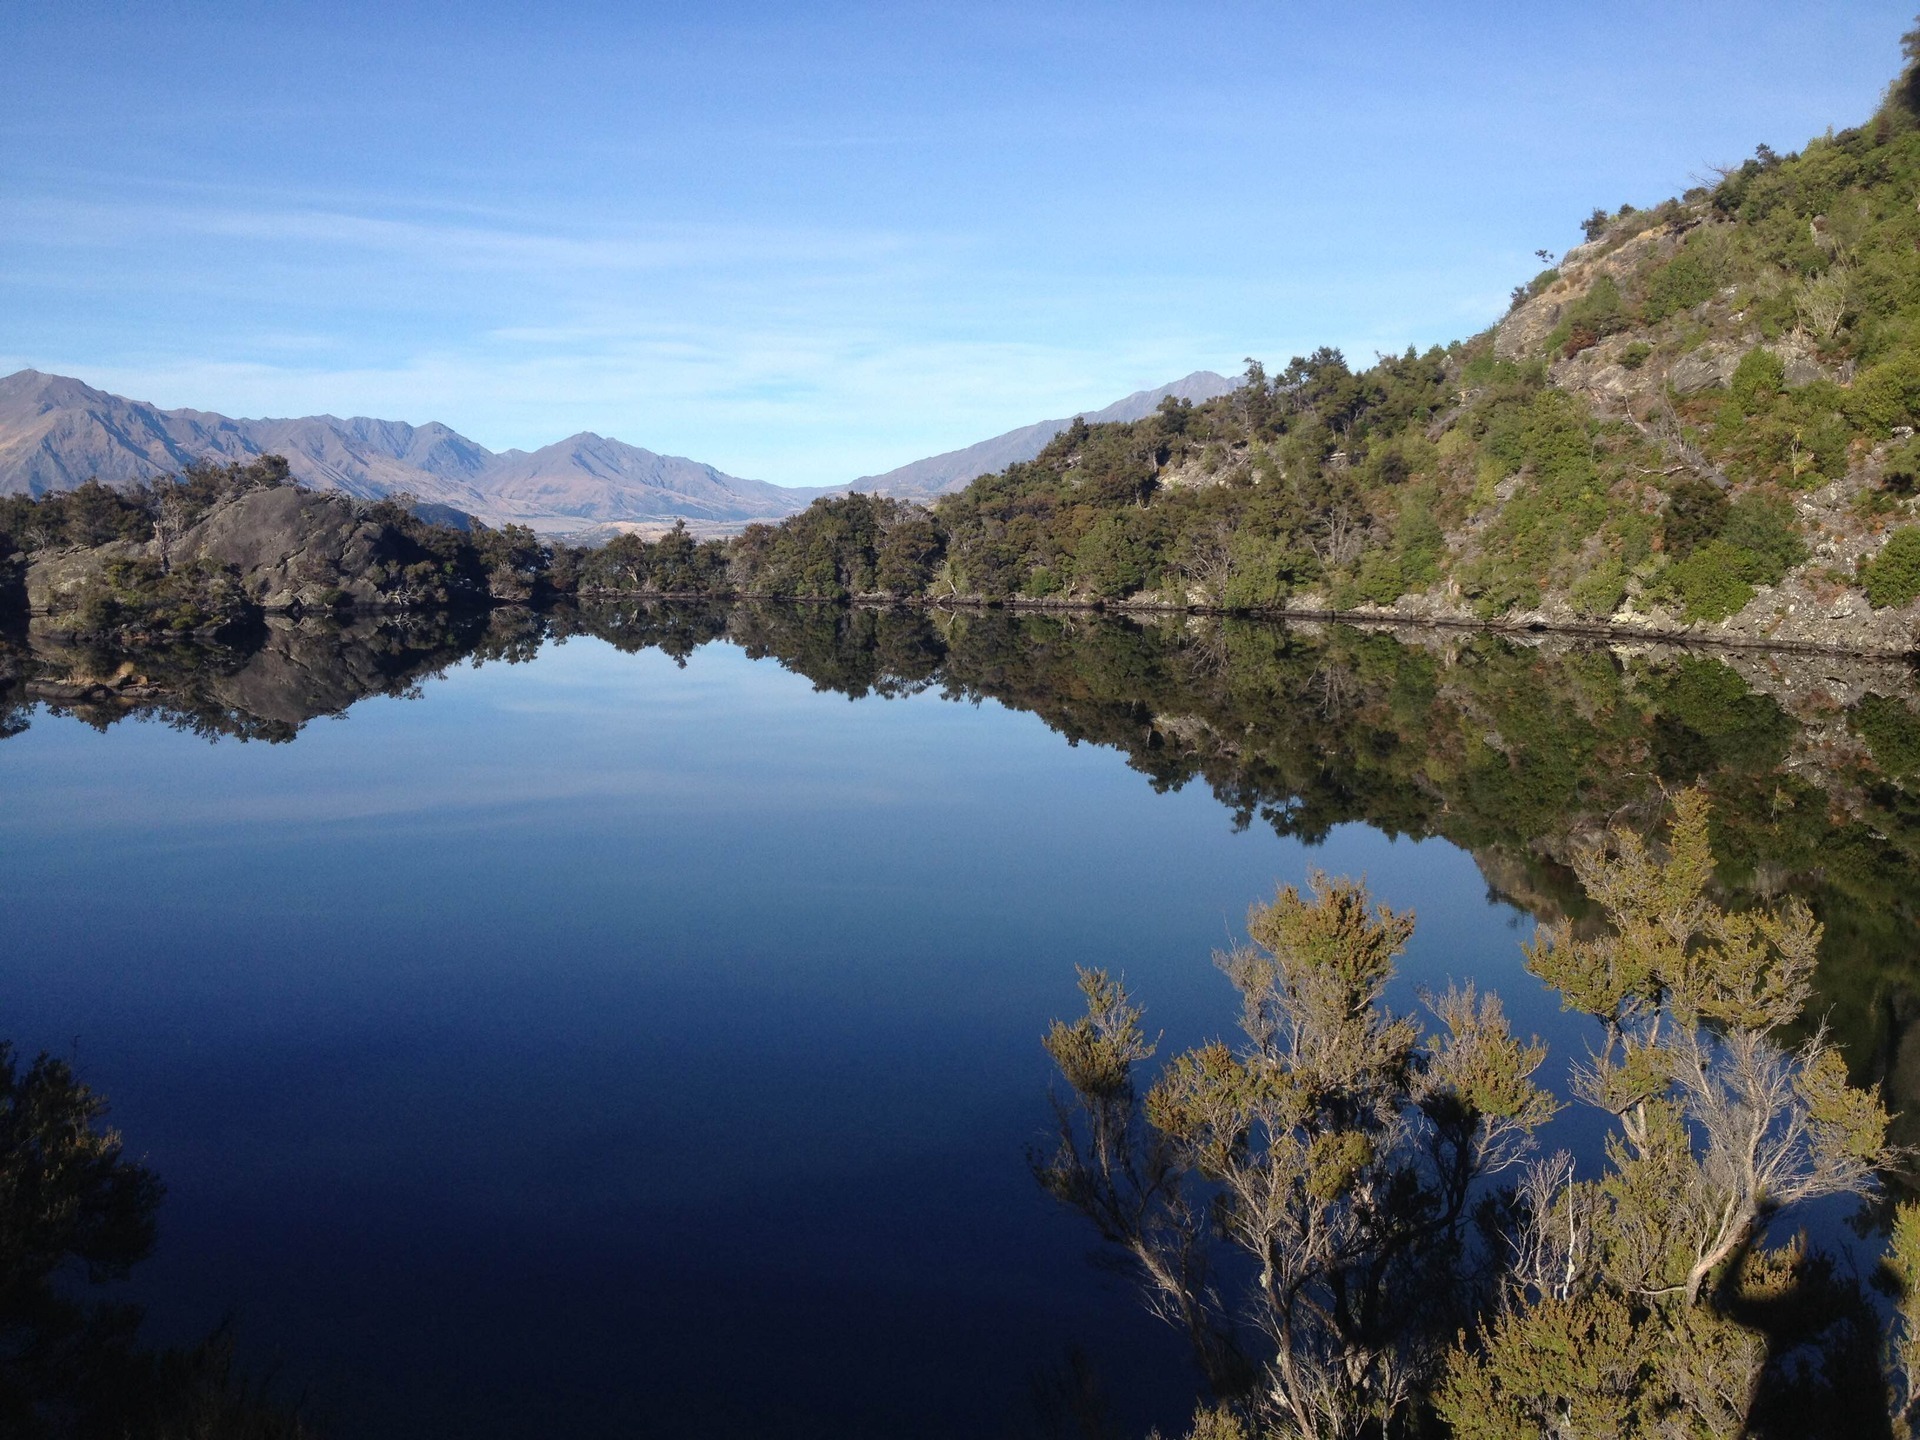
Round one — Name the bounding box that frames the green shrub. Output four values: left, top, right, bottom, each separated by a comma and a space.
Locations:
1863, 526, 1920, 607
1023, 565, 1061, 598
1641, 243, 1722, 321
1802, 410, 1854, 483
1660, 539, 1758, 620
1618, 342, 1652, 370
1845, 350, 1920, 433
1882, 435, 1920, 495
1463, 391, 1609, 614
1354, 550, 1406, 605
1072, 514, 1151, 599
1664, 478, 1730, 559
1221, 535, 1310, 610
1394, 486, 1445, 588
1561, 275, 1628, 356
1729, 347, 1786, 415
1568, 557, 1629, 617
68, 556, 255, 636
1719, 492, 1807, 580
1851, 693, 1920, 778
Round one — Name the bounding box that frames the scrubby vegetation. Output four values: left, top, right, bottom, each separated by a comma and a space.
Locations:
1867, 526, 1920, 607
1042, 792, 1915, 1440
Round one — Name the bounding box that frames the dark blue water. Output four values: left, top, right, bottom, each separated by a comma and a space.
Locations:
0, 630, 1555, 1437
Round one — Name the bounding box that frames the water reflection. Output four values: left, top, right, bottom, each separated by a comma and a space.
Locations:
4, 603, 1919, 1435
12, 602, 1913, 1083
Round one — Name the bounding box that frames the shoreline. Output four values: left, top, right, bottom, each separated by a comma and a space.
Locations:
18, 587, 1916, 662
569, 589, 1920, 661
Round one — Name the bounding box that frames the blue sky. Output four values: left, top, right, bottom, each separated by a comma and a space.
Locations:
2, 1, 1912, 485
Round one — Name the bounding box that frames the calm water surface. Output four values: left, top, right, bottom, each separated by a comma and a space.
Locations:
0, 625, 1556, 1438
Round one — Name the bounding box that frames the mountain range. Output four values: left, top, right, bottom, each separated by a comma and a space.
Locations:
0, 367, 1232, 531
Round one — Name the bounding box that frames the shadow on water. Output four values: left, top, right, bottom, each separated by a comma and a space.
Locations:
9, 600, 1920, 1436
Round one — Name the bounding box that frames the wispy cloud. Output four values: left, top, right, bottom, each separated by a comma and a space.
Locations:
5, 194, 926, 275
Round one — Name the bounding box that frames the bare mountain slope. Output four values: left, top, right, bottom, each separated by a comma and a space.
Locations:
850, 370, 1236, 498
0, 366, 1238, 529
479, 433, 836, 526
0, 369, 810, 527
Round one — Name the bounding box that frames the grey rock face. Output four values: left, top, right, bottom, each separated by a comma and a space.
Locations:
24, 540, 148, 618
1668, 343, 1745, 394
170, 487, 397, 611
25, 487, 427, 618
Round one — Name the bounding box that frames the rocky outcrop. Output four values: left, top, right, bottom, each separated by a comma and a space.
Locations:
167, 487, 405, 611
23, 486, 480, 625
1494, 224, 1689, 362
25, 539, 149, 618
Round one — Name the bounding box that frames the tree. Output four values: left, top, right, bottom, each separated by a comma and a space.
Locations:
0, 1042, 314, 1439
1441, 789, 1896, 1439
1036, 875, 1556, 1438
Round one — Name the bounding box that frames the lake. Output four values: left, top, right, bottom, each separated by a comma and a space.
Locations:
3, 605, 1917, 1437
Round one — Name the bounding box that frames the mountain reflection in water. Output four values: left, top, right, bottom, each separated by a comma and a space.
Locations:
3, 603, 1918, 1436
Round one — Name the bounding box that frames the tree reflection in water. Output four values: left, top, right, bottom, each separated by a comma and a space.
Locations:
6, 602, 1920, 1435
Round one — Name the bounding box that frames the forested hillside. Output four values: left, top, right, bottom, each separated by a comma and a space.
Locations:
14, 33, 1920, 657
561, 29, 1920, 653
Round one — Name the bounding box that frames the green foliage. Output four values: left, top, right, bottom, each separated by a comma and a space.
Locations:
1884, 435, 1920, 494
1463, 390, 1613, 614
1658, 538, 1758, 620
1663, 477, 1730, 559
1852, 692, 1920, 777
1558, 274, 1629, 356
1720, 491, 1808, 575
1864, 526, 1920, 607
1730, 345, 1787, 414
1040, 787, 1898, 1439
1848, 352, 1920, 434
1039, 874, 1554, 1438
1440, 791, 1896, 1439
71, 557, 256, 637
1072, 512, 1154, 599
1568, 556, 1629, 617
1219, 533, 1312, 610
1640, 236, 1725, 322
1653, 491, 1805, 619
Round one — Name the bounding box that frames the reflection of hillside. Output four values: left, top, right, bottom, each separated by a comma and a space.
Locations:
10, 600, 1920, 1129
714, 605, 1920, 1129
9, 612, 502, 741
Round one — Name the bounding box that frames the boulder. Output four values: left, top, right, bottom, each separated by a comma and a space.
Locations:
1667, 343, 1743, 395
169, 487, 398, 611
